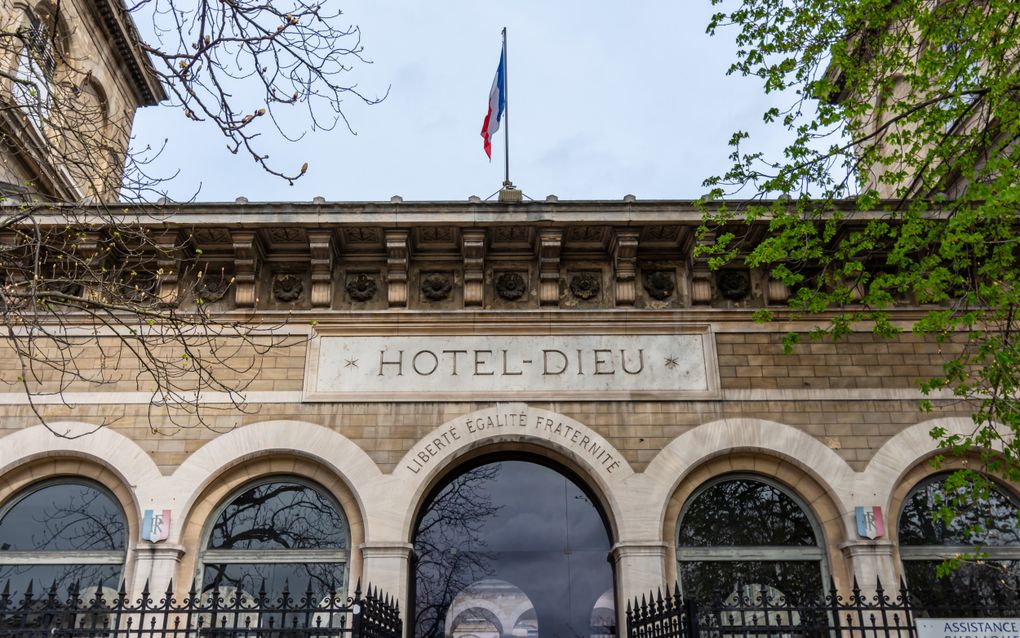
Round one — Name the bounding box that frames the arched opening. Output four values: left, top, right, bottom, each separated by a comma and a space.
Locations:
198, 477, 350, 600
0, 479, 127, 597
898, 472, 1020, 609
676, 474, 827, 606
413, 457, 615, 638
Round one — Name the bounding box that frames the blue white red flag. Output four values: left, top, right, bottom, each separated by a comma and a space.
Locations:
481, 42, 506, 159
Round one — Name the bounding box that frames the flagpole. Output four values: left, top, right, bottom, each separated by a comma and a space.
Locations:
502, 27, 510, 188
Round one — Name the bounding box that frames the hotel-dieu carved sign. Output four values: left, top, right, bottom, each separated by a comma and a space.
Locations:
304, 327, 719, 401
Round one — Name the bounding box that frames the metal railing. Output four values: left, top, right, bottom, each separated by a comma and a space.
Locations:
0, 579, 401, 638
627, 578, 1020, 638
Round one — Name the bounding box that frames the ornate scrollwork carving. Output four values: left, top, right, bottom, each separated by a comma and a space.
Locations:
643, 270, 675, 300
421, 273, 453, 301
569, 273, 601, 300
495, 272, 527, 301
272, 274, 303, 303
346, 273, 378, 302
716, 270, 751, 301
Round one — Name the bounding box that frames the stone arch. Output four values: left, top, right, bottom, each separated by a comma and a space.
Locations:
174, 454, 365, 591
662, 452, 851, 590
644, 418, 857, 543
167, 419, 383, 546
0, 423, 161, 510
0, 424, 152, 589
392, 403, 632, 544
862, 416, 1008, 514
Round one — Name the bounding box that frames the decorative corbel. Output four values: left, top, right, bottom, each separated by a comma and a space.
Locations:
461, 229, 486, 307
690, 230, 715, 305
307, 230, 337, 308
610, 229, 640, 306
153, 230, 183, 306
231, 230, 264, 308
537, 229, 562, 306
765, 276, 791, 305
76, 231, 103, 303
385, 229, 409, 307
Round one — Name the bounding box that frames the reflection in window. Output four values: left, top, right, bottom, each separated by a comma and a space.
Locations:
899, 473, 1020, 612
0, 481, 126, 597
414, 460, 615, 638
677, 477, 825, 606
201, 479, 349, 601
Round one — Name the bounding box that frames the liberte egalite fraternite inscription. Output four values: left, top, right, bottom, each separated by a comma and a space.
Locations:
304, 330, 719, 401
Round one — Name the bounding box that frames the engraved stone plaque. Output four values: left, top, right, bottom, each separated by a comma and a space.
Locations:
304, 327, 718, 401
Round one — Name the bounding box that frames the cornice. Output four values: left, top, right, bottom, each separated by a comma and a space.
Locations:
91, 0, 166, 106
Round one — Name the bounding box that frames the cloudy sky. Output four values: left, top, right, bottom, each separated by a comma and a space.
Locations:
129, 1, 790, 203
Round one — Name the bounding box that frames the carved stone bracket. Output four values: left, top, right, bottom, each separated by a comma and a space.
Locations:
231, 230, 264, 308
766, 276, 791, 305
307, 230, 337, 308
76, 231, 103, 303
153, 230, 183, 306
461, 229, 486, 307
537, 229, 562, 307
385, 230, 409, 308
690, 230, 715, 305
610, 229, 640, 306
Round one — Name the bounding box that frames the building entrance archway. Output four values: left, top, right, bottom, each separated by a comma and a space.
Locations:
412, 458, 615, 638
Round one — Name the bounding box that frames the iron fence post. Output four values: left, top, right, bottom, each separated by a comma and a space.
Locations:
683, 597, 699, 638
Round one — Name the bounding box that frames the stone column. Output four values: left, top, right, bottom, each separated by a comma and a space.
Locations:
612, 541, 669, 634
128, 543, 186, 600
840, 540, 899, 595
360, 542, 414, 612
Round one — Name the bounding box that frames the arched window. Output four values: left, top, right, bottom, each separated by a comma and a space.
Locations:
899, 473, 1020, 604
677, 476, 826, 605
13, 7, 59, 126
0, 480, 127, 597
199, 478, 349, 600
414, 458, 615, 638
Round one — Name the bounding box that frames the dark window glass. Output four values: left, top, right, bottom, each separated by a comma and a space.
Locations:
898, 474, 1020, 612
207, 482, 347, 550
202, 563, 347, 601
0, 483, 126, 551
899, 474, 1020, 546
414, 460, 614, 638
0, 564, 120, 601
902, 560, 1020, 615
678, 561, 823, 607
677, 478, 824, 606
679, 479, 817, 547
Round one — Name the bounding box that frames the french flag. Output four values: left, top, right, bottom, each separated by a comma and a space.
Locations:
480, 41, 506, 160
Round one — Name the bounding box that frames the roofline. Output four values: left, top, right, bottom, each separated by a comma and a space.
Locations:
92, 0, 167, 106
11, 198, 945, 227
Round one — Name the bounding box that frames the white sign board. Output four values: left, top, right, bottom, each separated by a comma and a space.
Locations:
918, 619, 1020, 638
304, 329, 718, 402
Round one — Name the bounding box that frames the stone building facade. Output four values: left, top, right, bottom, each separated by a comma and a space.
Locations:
1, 200, 1012, 637
0, 0, 163, 201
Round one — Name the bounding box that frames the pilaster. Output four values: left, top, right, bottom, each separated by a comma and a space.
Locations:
839, 539, 899, 595
360, 542, 414, 610
612, 541, 669, 632
128, 543, 186, 599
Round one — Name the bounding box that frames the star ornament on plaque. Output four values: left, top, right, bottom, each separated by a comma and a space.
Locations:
142, 508, 171, 543
855, 506, 885, 540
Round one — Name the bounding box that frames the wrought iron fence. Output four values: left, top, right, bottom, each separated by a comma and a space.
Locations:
627, 578, 1020, 638
0, 578, 401, 638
